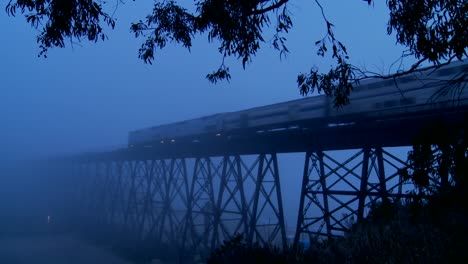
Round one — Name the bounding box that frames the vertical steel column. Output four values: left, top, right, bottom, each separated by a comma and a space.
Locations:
108, 161, 124, 234
236, 155, 250, 237
98, 161, 112, 229
157, 159, 172, 244
318, 151, 332, 239
81, 161, 106, 236
357, 148, 370, 222
122, 161, 137, 235
249, 153, 287, 248
186, 157, 217, 254
376, 147, 388, 201
137, 160, 155, 240
169, 158, 190, 246
104, 161, 115, 228
249, 154, 264, 244
123, 160, 153, 240
155, 158, 189, 245
294, 151, 311, 247
212, 155, 249, 249
146, 160, 168, 241
272, 154, 287, 248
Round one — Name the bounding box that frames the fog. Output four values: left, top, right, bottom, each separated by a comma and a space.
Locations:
0, 0, 415, 262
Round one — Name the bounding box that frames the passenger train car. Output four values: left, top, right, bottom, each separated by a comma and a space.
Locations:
128, 61, 468, 148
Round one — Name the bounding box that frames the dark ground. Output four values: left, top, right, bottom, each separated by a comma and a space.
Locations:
0, 233, 133, 264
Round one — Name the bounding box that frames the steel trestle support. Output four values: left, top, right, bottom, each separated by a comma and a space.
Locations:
71, 153, 287, 258
294, 147, 410, 246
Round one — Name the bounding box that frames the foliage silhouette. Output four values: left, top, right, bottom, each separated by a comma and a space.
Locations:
6, 0, 468, 106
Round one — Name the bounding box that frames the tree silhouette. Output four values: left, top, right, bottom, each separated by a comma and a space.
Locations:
5, 0, 468, 106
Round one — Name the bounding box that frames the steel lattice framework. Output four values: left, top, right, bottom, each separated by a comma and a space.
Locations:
294, 148, 409, 242
59, 146, 437, 260
66, 153, 288, 258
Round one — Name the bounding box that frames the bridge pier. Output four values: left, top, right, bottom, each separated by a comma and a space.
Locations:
249, 154, 286, 248
185, 157, 218, 253
294, 147, 409, 245
211, 155, 249, 249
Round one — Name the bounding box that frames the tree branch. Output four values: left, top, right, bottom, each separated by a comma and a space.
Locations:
251, 0, 289, 15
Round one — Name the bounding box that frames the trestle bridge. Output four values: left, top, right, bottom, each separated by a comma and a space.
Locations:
45, 61, 468, 259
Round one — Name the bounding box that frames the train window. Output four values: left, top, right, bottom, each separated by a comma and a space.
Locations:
438, 64, 468, 77
436, 67, 455, 77
354, 83, 372, 91
376, 79, 396, 88
375, 97, 416, 109
269, 127, 287, 132
328, 122, 355, 127
252, 110, 287, 120
300, 104, 322, 112
398, 76, 415, 83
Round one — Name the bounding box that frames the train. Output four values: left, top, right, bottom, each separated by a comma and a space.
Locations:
128, 61, 468, 148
